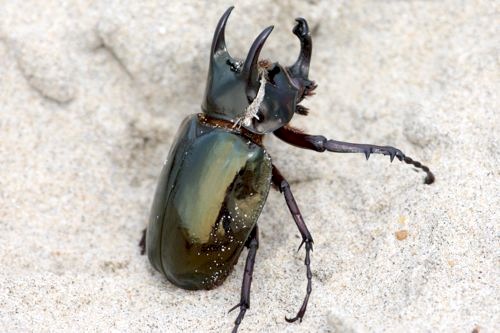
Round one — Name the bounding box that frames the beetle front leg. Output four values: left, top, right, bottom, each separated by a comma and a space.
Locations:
272, 165, 314, 323
274, 125, 434, 184
229, 226, 259, 333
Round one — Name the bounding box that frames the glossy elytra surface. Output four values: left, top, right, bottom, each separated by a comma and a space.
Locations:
146, 114, 272, 290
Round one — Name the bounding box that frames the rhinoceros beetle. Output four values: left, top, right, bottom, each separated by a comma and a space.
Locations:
139, 6, 434, 332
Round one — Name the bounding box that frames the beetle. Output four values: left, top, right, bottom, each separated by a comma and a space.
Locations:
139, 7, 434, 332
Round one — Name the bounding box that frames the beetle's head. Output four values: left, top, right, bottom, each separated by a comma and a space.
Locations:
202, 7, 316, 134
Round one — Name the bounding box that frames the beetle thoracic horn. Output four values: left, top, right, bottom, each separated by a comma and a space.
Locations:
243, 26, 274, 98
210, 6, 234, 58
287, 18, 312, 79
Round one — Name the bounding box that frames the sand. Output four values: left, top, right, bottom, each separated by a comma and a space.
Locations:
0, 1, 498, 332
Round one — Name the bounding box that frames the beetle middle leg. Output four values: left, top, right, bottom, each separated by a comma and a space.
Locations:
271, 164, 314, 323
229, 226, 259, 333
274, 125, 435, 184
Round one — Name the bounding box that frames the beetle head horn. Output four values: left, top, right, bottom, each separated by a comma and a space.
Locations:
243, 26, 274, 100
287, 18, 312, 79
210, 6, 233, 62
203, 8, 276, 129
286, 18, 316, 103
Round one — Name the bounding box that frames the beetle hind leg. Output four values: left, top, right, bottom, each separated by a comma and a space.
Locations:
272, 165, 314, 323
229, 226, 259, 333
139, 228, 146, 255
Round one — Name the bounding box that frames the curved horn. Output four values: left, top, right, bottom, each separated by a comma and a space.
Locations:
243, 25, 274, 89
210, 6, 234, 57
288, 18, 312, 78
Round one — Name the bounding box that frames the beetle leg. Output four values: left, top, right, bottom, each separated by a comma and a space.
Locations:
274, 125, 435, 184
139, 228, 146, 255
271, 165, 314, 323
229, 226, 259, 333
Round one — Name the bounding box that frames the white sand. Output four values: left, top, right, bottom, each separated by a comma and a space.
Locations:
0, 1, 498, 332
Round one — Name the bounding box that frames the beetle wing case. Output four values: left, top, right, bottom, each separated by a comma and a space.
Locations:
146, 114, 272, 290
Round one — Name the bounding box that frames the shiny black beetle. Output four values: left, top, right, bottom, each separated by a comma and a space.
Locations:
140, 7, 434, 332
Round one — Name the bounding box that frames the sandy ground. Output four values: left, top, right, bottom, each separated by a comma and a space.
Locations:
0, 1, 498, 332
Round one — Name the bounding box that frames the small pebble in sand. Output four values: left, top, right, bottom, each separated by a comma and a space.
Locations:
395, 230, 409, 241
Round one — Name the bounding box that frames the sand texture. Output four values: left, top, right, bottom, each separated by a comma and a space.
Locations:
0, 1, 498, 332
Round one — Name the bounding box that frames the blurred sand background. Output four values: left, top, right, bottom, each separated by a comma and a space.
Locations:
0, 1, 498, 332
